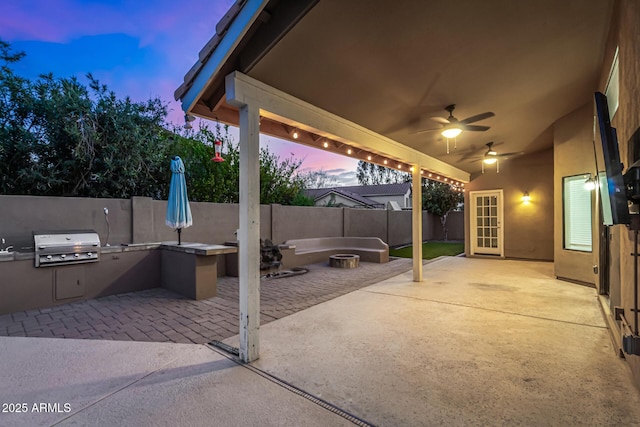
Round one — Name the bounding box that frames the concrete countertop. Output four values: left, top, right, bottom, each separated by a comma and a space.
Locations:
0, 242, 237, 262
160, 242, 238, 256
101, 243, 162, 254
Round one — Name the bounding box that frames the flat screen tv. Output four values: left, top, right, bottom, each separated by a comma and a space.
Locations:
594, 91, 630, 225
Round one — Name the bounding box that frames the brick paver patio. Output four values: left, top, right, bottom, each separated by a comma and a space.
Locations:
0, 258, 413, 344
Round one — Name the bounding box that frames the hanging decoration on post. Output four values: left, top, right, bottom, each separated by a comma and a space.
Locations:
212, 138, 225, 162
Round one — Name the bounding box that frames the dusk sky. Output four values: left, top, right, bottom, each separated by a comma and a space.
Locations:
0, 0, 359, 186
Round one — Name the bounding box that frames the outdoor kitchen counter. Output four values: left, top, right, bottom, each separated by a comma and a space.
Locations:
160, 242, 238, 256
159, 243, 237, 300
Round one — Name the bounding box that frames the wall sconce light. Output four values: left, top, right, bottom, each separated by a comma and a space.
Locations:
522, 192, 531, 203
584, 174, 596, 191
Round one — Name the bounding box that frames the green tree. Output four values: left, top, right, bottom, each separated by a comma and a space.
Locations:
0, 40, 168, 197
356, 160, 410, 185
422, 180, 464, 240
0, 40, 314, 205
167, 123, 313, 205
302, 169, 342, 189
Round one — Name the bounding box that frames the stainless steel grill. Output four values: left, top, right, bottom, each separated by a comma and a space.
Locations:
34, 230, 101, 267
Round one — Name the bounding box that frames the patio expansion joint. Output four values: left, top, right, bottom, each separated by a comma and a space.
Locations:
49, 346, 202, 426
204, 344, 376, 427
360, 289, 608, 330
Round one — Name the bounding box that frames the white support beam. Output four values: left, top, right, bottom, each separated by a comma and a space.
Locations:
412, 166, 423, 282
236, 102, 261, 363
225, 72, 470, 183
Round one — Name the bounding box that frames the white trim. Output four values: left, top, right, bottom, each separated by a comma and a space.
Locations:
604, 47, 619, 119
180, 0, 270, 112
412, 164, 423, 281
469, 189, 504, 257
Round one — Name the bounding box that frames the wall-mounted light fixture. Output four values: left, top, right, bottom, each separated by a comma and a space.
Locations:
522, 192, 531, 203
584, 174, 596, 191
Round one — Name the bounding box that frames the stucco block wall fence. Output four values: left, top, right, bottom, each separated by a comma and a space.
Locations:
0, 195, 463, 252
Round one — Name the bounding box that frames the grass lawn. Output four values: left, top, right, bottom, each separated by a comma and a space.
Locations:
390, 241, 464, 260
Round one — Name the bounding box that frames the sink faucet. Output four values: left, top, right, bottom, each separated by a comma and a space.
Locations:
1, 238, 12, 252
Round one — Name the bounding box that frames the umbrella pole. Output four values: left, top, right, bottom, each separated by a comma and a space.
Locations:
178, 228, 182, 245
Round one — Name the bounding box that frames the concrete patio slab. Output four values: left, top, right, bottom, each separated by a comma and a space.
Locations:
1, 257, 639, 426
0, 337, 349, 427
227, 257, 640, 426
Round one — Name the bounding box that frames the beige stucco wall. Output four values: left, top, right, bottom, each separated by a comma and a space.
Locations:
271, 204, 344, 242
553, 103, 597, 283
0, 195, 132, 251
464, 147, 554, 261
600, 0, 640, 387
344, 209, 387, 241
0, 195, 464, 249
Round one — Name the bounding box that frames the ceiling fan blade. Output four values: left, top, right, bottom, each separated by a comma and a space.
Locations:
495, 151, 525, 158
412, 127, 441, 135
464, 125, 490, 132
460, 112, 495, 124
430, 117, 450, 125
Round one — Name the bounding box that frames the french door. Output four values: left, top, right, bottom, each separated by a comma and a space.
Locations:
470, 190, 504, 256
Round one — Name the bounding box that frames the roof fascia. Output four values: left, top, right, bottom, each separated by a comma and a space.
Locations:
181, 0, 269, 113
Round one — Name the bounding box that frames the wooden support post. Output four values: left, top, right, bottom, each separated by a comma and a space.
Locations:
412, 165, 423, 282
238, 102, 261, 362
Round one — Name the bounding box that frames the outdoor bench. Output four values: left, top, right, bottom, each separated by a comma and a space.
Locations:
280, 237, 389, 269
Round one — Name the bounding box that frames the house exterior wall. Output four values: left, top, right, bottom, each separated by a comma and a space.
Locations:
553, 103, 597, 283
598, 0, 640, 388
464, 147, 554, 261
367, 193, 409, 208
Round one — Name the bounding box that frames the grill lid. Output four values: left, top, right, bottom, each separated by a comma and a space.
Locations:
34, 230, 101, 267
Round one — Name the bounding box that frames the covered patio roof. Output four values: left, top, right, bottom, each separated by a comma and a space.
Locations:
174, 0, 614, 362
176, 0, 613, 177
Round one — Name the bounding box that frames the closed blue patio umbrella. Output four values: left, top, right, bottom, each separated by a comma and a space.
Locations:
166, 156, 192, 245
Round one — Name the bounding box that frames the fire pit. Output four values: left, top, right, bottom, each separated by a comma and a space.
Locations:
329, 254, 360, 269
